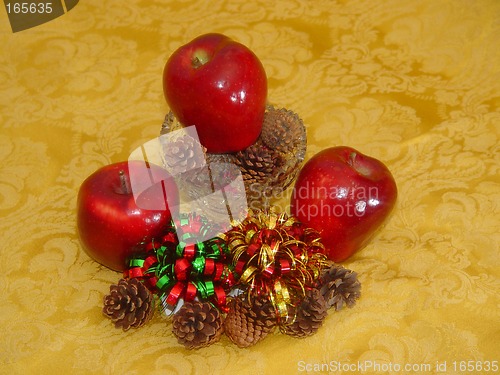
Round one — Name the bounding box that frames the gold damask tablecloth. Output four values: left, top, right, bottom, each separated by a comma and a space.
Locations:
1, 1, 499, 374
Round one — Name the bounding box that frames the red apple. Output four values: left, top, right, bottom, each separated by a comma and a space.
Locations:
290, 146, 397, 262
163, 33, 267, 153
77, 161, 179, 271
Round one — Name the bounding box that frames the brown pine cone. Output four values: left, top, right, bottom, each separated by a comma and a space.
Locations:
282, 288, 327, 338
172, 301, 224, 349
318, 265, 361, 311
234, 138, 276, 187
261, 106, 306, 156
102, 278, 154, 331
233, 106, 306, 202
224, 295, 277, 348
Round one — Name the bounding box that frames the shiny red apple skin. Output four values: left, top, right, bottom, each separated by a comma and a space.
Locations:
163, 33, 267, 153
290, 146, 397, 262
77, 161, 179, 271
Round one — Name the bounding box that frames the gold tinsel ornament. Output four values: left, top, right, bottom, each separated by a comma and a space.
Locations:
225, 208, 328, 324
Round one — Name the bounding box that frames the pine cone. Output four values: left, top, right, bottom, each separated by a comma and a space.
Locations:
224, 295, 276, 348
172, 301, 224, 349
234, 138, 277, 186
233, 106, 306, 202
318, 265, 361, 311
102, 278, 154, 331
282, 288, 327, 338
161, 131, 206, 177
261, 106, 306, 156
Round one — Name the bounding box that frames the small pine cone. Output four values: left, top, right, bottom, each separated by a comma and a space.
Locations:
224, 295, 277, 348
162, 131, 207, 177
234, 138, 277, 186
283, 288, 327, 338
233, 106, 307, 200
172, 301, 224, 349
261, 106, 306, 156
102, 278, 154, 331
318, 265, 361, 311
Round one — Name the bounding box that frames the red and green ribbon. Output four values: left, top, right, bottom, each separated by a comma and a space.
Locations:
124, 213, 235, 312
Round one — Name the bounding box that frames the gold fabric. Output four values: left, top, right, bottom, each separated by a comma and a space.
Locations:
1, 1, 499, 374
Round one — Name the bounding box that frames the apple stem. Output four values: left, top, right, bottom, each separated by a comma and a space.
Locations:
191, 49, 209, 69
119, 170, 132, 194
349, 152, 357, 166
192, 57, 203, 69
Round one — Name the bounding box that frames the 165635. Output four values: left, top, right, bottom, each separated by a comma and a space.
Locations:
6, 2, 53, 14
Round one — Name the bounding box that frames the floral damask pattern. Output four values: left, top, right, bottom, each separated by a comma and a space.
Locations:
1, 0, 499, 374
